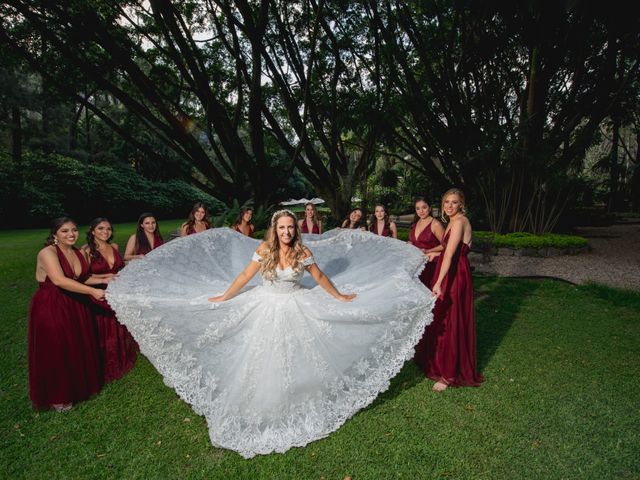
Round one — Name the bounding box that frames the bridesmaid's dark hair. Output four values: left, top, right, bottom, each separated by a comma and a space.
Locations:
342, 207, 364, 229
86, 217, 113, 261
369, 203, 390, 233
135, 212, 162, 254
412, 196, 433, 224
183, 202, 211, 231
233, 207, 253, 228
44, 217, 77, 246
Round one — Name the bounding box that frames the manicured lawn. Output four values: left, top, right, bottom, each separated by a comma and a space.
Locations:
1, 222, 638, 479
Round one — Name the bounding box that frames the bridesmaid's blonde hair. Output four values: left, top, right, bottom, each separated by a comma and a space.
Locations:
441, 188, 467, 220
261, 210, 307, 281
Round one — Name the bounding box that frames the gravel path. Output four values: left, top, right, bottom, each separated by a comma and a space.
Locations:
469, 222, 640, 291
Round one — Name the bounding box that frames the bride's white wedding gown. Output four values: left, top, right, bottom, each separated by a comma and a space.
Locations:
106, 228, 434, 458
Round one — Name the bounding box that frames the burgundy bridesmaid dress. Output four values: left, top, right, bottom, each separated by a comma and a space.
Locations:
28, 246, 103, 409
137, 233, 164, 255
371, 222, 390, 237
235, 225, 254, 237
415, 231, 484, 387
89, 246, 137, 382
409, 220, 440, 287
301, 221, 320, 234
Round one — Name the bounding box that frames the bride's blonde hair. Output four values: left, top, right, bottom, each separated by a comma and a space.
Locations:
261, 210, 307, 280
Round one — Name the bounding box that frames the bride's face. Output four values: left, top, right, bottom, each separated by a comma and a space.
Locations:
276, 216, 296, 245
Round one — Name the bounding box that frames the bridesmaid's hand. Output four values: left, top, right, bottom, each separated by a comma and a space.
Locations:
90, 288, 106, 301
426, 252, 440, 262
208, 295, 225, 303
338, 293, 357, 302
432, 283, 442, 299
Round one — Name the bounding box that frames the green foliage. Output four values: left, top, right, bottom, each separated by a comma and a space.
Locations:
473, 231, 589, 249
0, 151, 224, 227
396, 227, 410, 242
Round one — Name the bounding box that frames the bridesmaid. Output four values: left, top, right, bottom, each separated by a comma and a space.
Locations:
408, 197, 444, 287
341, 207, 366, 230
82, 218, 138, 382
124, 212, 164, 262
29, 217, 108, 411
368, 203, 398, 238
180, 202, 211, 236
233, 207, 254, 237
421, 189, 484, 391
299, 202, 322, 234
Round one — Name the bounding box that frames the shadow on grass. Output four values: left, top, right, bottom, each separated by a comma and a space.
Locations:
474, 275, 542, 371
577, 282, 640, 309
371, 275, 542, 408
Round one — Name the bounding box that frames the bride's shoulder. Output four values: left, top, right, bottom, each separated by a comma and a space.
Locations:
255, 241, 270, 257
302, 246, 313, 258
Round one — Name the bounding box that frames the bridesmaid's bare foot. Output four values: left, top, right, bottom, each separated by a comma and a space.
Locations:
432, 381, 448, 392
52, 403, 72, 412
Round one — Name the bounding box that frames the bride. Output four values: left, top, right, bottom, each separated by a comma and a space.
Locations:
106, 209, 435, 458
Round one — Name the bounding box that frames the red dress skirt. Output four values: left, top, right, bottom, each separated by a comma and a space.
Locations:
28, 246, 103, 409
409, 220, 441, 287
89, 246, 137, 382
415, 232, 484, 386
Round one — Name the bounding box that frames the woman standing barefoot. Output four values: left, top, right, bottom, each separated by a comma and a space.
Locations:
369, 203, 397, 238
299, 202, 322, 234
180, 202, 211, 236
83, 218, 137, 382
124, 213, 164, 262
421, 189, 484, 391
29, 217, 106, 410
408, 197, 444, 287
233, 207, 255, 237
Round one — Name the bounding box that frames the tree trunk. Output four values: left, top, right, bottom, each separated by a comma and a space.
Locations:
607, 110, 621, 213
11, 106, 22, 166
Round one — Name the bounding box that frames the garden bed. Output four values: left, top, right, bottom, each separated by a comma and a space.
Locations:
472, 231, 589, 257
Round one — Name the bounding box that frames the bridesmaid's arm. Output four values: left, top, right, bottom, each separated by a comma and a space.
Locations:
208, 243, 267, 302
180, 223, 189, 237
318, 220, 323, 234
38, 248, 105, 300
432, 220, 464, 299
390, 222, 398, 239
85, 274, 116, 286
425, 220, 445, 259
124, 234, 143, 262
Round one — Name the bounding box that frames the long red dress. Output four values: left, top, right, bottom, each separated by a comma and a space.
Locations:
415, 231, 483, 387
301, 220, 320, 234
28, 246, 103, 409
137, 233, 163, 255
234, 224, 254, 237
371, 222, 390, 237
409, 220, 440, 287
89, 246, 137, 382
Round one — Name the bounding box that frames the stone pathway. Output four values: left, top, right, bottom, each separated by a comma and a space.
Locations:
469, 222, 640, 291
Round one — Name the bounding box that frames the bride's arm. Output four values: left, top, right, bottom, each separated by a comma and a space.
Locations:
303, 249, 356, 302
208, 245, 265, 302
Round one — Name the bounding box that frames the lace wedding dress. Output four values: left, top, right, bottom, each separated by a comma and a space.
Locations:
106, 228, 434, 458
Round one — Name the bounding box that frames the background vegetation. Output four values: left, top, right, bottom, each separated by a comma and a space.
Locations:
1, 1, 638, 230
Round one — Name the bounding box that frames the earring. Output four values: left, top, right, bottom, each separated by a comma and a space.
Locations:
54, 238, 59, 245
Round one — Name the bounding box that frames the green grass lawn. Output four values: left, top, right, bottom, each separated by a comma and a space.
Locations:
1, 221, 639, 479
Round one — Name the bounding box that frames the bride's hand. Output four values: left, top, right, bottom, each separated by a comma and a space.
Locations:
338, 293, 357, 302
208, 295, 225, 303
